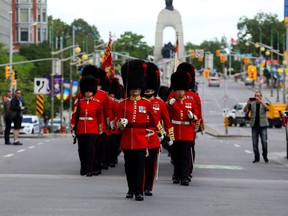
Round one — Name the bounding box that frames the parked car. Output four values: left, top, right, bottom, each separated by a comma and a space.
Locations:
47, 118, 69, 133
11, 115, 41, 134
226, 102, 249, 127
208, 77, 220, 87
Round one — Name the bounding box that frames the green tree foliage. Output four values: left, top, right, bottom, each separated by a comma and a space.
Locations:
237, 12, 285, 58
113, 31, 153, 60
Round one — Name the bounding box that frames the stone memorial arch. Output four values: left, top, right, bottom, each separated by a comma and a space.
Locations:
153, 1, 185, 62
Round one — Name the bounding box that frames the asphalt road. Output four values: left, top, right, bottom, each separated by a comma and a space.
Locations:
0, 77, 288, 216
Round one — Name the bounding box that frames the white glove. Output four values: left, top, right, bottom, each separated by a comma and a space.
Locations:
110, 120, 115, 130
119, 118, 128, 128
168, 98, 176, 106
188, 110, 195, 120
168, 140, 173, 146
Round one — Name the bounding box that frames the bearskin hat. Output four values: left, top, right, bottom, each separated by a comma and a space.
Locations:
170, 71, 190, 91
80, 75, 98, 96
176, 62, 195, 89
144, 62, 161, 96
109, 77, 121, 98
81, 65, 98, 78
121, 59, 146, 95
96, 68, 111, 92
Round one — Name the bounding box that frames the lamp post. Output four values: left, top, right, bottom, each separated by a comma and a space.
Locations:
9, 11, 13, 92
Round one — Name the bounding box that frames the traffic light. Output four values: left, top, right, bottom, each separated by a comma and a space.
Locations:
198, 57, 203, 62
247, 65, 257, 80
190, 50, 195, 59
220, 55, 226, 63
244, 56, 249, 65
4, 66, 10, 79
11, 70, 15, 88
216, 50, 221, 57
204, 69, 210, 79
14, 70, 17, 79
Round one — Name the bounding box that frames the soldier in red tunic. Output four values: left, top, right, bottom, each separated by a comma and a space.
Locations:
116, 60, 165, 201
143, 62, 174, 196
71, 76, 103, 176
167, 71, 199, 186
167, 62, 205, 179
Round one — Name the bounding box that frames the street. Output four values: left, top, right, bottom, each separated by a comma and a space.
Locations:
1, 77, 288, 216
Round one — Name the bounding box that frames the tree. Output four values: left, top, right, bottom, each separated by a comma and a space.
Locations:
113, 31, 153, 60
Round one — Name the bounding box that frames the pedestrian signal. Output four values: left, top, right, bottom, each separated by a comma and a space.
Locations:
11, 70, 16, 88
247, 65, 257, 80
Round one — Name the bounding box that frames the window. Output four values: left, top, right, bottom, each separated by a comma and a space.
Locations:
37, 9, 41, 22
20, 28, 29, 42
20, 8, 29, 22
18, 0, 30, 3
42, 9, 46, 22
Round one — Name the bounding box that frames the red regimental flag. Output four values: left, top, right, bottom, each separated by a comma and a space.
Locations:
102, 36, 114, 78
174, 37, 179, 53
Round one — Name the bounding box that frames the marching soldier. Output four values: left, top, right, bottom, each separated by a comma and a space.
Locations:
116, 60, 165, 201
143, 62, 174, 196
167, 62, 205, 179
71, 76, 103, 176
167, 71, 199, 186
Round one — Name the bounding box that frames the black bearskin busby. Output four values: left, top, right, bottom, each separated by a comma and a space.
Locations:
81, 65, 98, 78
96, 68, 111, 92
121, 59, 146, 96
144, 62, 161, 96
109, 77, 121, 99
170, 71, 190, 91
176, 62, 195, 90
80, 75, 98, 96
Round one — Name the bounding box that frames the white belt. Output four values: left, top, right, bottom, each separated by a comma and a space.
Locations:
79, 117, 93, 120
172, 120, 190, 125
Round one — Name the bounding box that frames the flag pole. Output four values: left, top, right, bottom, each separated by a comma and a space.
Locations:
174, 32, 179, 72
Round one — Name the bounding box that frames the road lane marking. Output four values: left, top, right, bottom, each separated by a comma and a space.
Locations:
29, 146, 36, 149
4, 154, 14, 158
234, 144, 240, 147
38, 142, 44, 145
195, 164, 244, 170
17, 149, 25, 153
244, 150, 252, 154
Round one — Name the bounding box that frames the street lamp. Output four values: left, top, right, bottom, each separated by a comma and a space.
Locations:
9, 11, 13, 92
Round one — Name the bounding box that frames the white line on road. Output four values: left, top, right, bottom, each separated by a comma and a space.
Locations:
29, 146, 36, 149
245, 150, 252, 154
17, 149, 25, 153
38, 142, 44, 145
4, 154, 14, 158
234, 144, 240, 147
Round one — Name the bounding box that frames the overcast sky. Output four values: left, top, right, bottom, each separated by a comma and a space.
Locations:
47, 0, 284, 46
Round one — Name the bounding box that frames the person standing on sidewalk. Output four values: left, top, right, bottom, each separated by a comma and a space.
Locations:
3, 90, 12, 144
244, 91, 270, 163
10, 89, 25, 145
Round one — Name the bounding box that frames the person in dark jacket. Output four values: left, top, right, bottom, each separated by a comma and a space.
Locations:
10, 89, 25, 145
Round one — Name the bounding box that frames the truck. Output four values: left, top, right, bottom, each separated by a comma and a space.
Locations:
227, 102, 286, 128
227, 102, 248, 127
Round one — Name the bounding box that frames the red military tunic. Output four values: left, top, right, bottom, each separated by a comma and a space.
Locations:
116, 96, 161, 150
168, 95, 198, 141
147, 97, 173, 149
71, 97, 103, 134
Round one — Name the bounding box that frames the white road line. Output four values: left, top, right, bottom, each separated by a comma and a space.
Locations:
29, 146, 35, 149
4, 154, 14, 158
234, 144, 240, 147
245, 150, 253, 154
45, 140, 50, 142
38, 142, 44, 145
17, 149, 25, 153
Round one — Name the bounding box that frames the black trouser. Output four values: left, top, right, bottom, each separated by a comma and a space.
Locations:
123, 149, 146, 195
4, 117, 12, 143
77, 134, 98, 174
108, 134, 121, 165
145, 147, 159, 191
171, 140, 193, 180
93, 133, 105, 171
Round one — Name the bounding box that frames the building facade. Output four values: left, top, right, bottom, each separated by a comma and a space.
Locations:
0, 0, 12, 48
13, 0, 48, 47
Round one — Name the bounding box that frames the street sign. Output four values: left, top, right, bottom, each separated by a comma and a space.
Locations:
195, 49, 204, 58
223, 95, 229, 101
34, 78, 48, 94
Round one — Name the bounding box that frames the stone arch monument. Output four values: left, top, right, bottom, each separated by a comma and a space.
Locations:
153, 0, 185, 62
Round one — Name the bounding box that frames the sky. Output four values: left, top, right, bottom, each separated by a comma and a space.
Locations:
47, 0, 284, 46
